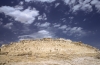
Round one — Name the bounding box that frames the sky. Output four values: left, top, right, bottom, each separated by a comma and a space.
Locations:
0, 0, 100, 49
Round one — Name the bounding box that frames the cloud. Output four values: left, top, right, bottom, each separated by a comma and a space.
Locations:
53, 23, 86, 37
0, 18, 3, 21
21, 25, 31, 33
53, 23, 61, 27
40, 22, 50, 27
81, 4, 93, 12
35, 22, 50, 27
78, 0, 84, 4
69, 16, 74, 20
14, 5, 23, 10
64, 0, 76, 5
63, 0, 70, 5
18, 30, 54, 40
38, 13, 47, 20
83, 0, 91, 4
0, 22, 2, 25
91, 0, 98, 5
23, 0, 100, 13
0, 6, 39, 24
72, 4, 82, 12
25, 0, 55, 3
0, 18, 3, 25
55, 3, 60, 8
63, 0, 100, 13
72, 2, 93, 13
64, 0, 91, 5
95, 4, 100, 12
68, 27, 85, 36
90, 0, 100, 12
19, 1, 24, 5
25, 0, 31, 2
3, 22, 13, 29
94, 3, 100, 12
58, 25, 67, 30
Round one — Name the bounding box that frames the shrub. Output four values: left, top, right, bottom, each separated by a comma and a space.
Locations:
0, 63, 6, 65
0, 52, 8, 55
17, 52, 32, 56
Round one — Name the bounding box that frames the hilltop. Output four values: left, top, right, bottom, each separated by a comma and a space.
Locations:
0, 38, 100, 65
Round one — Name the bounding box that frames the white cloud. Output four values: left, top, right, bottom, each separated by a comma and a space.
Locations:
81, 4, 93, 12
39, 22, 50, 27
53, 23, 61, 27
69, 28, 85, 36
63, 0, 100, 13
63, 0, 70, 5
21, 25, 31, 33
91, 0, 98, 5
55, 3, 60, 8
38, 13, 47, 20
90, 0, 100, 12
0, 22, 2, 25
38, 16, 42, 20
64, 0, 91, 5
25, 0, 55, 3
14, 6, 23, 10
64, 26, 86, 37
38, 30, 49, 35
78, 0, 84, 4
64, 0, 76, 5
3, 22, 13, 29
69, 17, 74, 20
0, 18, 3, 21
59, 25, 67, 30
19, 1, 24, 5
25, 0, 31, 2
95, 3, 100, 12
18, 30, 54, 40
72, 4, 82, 12
0, 6, 39, 24
72, 3, 92, 13
69, 27, 85, 35
35, 22, 50, 27
70, 0, 76, 5
53, 23, 86, 37
0, 18, 3, 25
83, 0, 91, 4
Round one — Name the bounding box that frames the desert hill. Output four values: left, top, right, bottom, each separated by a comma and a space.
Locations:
0, 38, 100, 65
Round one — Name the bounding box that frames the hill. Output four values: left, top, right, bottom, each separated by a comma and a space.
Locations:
0, 38, 100, 65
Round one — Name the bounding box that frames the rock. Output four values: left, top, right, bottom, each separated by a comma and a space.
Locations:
0, 38, 100, 65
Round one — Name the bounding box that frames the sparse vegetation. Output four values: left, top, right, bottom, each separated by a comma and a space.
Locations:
0, 63, 6, 65
0, 52, 8, 55
17, 52, 32, 56
95, 53, 100, 59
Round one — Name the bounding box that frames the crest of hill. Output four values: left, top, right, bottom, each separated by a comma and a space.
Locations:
0, 38, 100, 57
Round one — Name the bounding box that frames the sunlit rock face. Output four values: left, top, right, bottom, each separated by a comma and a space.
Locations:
0, 38, 100, 65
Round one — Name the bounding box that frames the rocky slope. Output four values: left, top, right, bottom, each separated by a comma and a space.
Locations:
0, 38, 100, 65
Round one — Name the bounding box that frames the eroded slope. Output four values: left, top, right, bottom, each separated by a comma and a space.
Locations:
0, 38, 100, 65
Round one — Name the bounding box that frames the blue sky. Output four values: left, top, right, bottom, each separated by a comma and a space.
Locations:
0, 0, 100, 49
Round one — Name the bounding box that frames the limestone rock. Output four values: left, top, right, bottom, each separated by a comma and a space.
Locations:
0, 38, 100, 65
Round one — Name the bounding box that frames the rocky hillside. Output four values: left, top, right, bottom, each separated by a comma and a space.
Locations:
0, 38, 100, 65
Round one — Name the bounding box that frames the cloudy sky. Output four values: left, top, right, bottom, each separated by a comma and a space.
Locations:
0, 0, 100, 49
